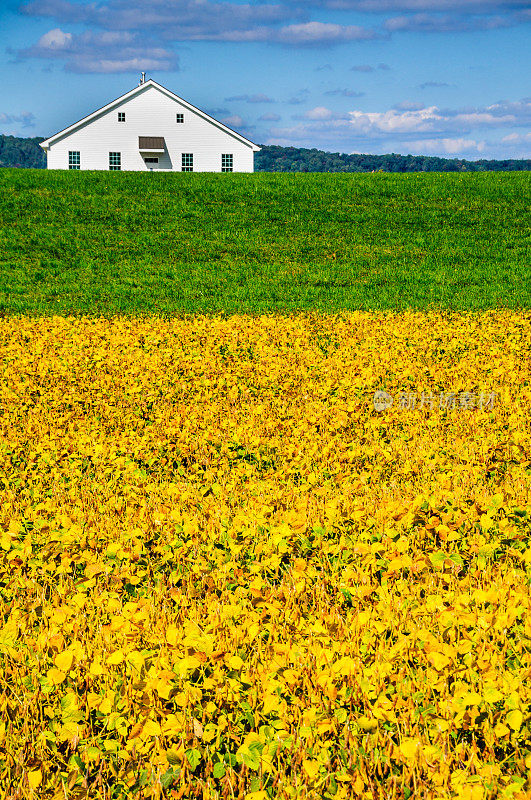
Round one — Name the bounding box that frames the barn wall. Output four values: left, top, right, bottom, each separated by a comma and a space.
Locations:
46, 85, 255, 173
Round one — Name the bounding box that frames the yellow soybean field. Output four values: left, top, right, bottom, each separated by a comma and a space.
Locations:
1, 312, 530, 800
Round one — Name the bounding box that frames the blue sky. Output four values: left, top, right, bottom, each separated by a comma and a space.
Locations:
1, 0, 530, 159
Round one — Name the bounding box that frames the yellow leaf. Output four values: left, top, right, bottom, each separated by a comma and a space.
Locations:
8, 520, 22, 535
47, 668, 66, 685
428, 652, 451, 672
87, 692, 100, 710
358, 716, 378, 733
166, 626, 179, 646
303, 760, 320, 780
107, 650, 125, 666
483, 685, 503, 704
54, 650, 74, 673
85, 562, 106, 579
28, 769, 42, 790
247, 622, 260, 642
461, 692, 482, 706
506, 709, 523, 731
126, 650, 145, 673
182, 627, 214, 656
98, 695, 114, 714
333, 656, 356, 676
494, 722, 510, 737
202, 723, 217, 743
166, 748, 182, 766
162, 714, 185, 737
142, 719, 161, 738
228, 655, 244, 670
0, 534, 12, 551
335, 773, 351, 783
71, 593, 87, 610
128, 719, 146, 740
460, 786, 485, 800
50, 608, 70, 624
388, 557, 404, 571
89, 658, 106, 676
400, 738, 420, 759
174, 656, 201, 676
156, 679, 173, 700
262, 694, 281, 715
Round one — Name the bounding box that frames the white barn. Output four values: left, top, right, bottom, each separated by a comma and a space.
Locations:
40, 76, 260, 173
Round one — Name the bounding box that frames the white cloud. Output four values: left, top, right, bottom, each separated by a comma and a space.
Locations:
225, 93, 274, 103
82, 57, 170, 73
263, 97, 531, 159
304, 106, 334, 120
22, 0, 290, 37
323, 0, 529, 10
19, 29, 177, 72
384, 12, 512, 32
220, 114, 254, 131
348, 106, 441, 133
347, 99, 531, 135
325, 88, 365, 97
18, 0, 531, 63
403, 137, 487, 154
276, 21, 378, 43
393, 100, 425, 110
0, 111, 36, 130
20, 1, 380, 50
297, 106, 351, 121
37, 27, 73, 49
350, 63, 390, 72
196, 20, 378, 43
501, 132, 531, 144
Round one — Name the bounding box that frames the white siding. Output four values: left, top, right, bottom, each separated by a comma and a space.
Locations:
46, 85, 255, 173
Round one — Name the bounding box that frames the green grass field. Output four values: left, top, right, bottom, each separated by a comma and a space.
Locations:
0, 168, 529, 314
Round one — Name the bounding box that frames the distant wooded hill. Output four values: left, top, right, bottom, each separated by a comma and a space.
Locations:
0, 135, 46, 168
1, 134, 529, 172
255, 145, 531, 173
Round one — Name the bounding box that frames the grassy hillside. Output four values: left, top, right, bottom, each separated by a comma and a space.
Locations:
0, 168, 529, 315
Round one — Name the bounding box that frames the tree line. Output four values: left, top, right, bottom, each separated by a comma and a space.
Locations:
255, 145, 531, 173
1, 134, 529, 172
0, 135, 46, 168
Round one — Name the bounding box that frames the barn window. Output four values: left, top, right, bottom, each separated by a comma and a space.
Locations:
221, 154, 233, 172
118, 112, 125, 122
181, 153, 193, 172
68, 151, 80, 170
144, 157, 159, 164
176, 113, 184, 123
109, 152, 121, 170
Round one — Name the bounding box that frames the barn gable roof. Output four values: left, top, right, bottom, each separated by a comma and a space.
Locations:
40, 80, 261, 151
